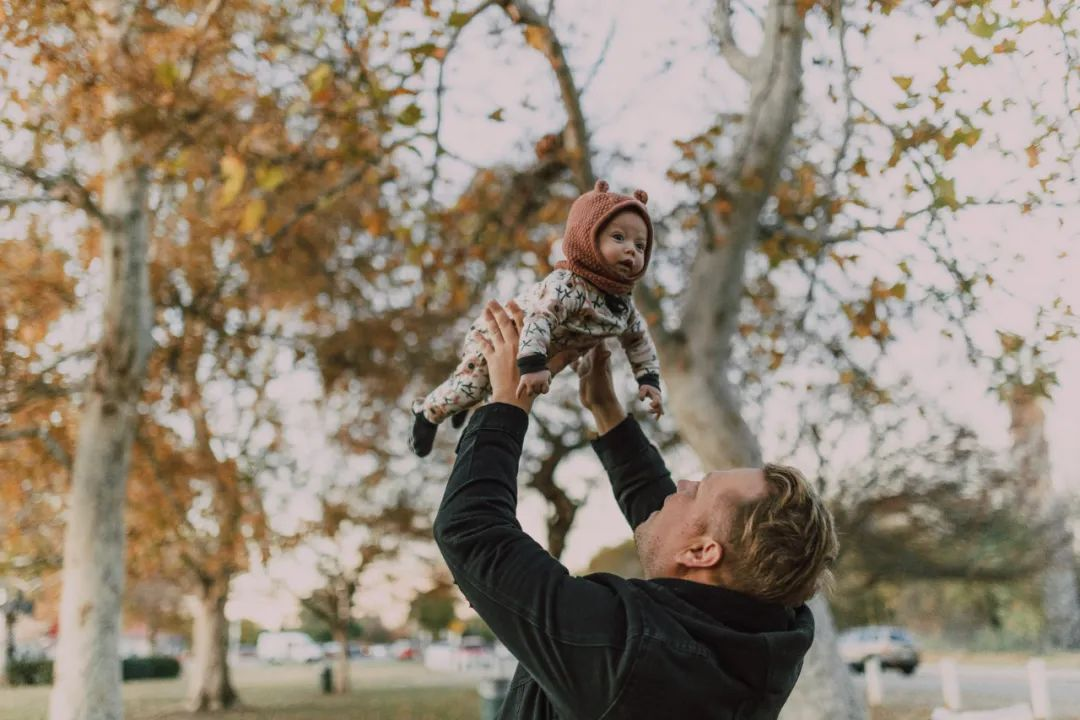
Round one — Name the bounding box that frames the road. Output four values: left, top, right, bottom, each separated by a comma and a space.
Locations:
852, 662, 1080, 717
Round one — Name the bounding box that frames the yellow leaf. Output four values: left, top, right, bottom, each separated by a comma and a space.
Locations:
523, 26, 546, 51
308, 63, 333, 95
241, 198, 266, 232
255, 165, 287, 192
892, 75, 913, 92
331, 0, 345, 14
219, 154, 246, 207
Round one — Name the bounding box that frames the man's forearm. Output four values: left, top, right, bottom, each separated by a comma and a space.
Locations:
590, 400, 627, 436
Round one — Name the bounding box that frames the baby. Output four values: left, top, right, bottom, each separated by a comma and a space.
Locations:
410, 179, 663, 457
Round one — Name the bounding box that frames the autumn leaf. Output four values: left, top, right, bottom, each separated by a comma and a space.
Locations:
219, 154, 246, 207
1025, 143, 1040, 168
240, 198, 266, 233
307, 63, 334, 95
968, 12, 998, 39
398, 103, 423, 126
487, 108, 505, 122
255, 165, 287, 192
523, 26, 547, 51
993, 38, 1017, 54
958, 46, 989, 67
892, 75, 913, 92
448, 11, 471, 28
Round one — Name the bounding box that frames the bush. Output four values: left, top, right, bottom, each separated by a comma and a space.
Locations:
6, 656, 181, 686
122, 656, 182, 681
6, 659, 53, 686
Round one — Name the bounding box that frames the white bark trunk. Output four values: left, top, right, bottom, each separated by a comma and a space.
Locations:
1009, 391, 1080, 649
48, 5, 151, 719
186, 580, 238, 711
779, 597, 866, 720
1043, 511, 1080, 649
659, 3, 865, 718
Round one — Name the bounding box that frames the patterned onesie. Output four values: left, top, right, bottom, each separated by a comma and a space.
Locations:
416, 268, 661, 424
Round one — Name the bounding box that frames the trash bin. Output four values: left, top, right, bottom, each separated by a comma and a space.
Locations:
477, 677, 509, 720
320, 664, 332, 694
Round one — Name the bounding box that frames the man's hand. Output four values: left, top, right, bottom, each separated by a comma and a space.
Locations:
638, 385, 663, 421
574, 342, 626, 435
476, 300, 579, 413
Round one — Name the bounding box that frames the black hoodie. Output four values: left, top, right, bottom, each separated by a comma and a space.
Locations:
434, 404, 814, 720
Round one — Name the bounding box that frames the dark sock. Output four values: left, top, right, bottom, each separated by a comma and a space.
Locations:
450, 410, 467, 429
410, 411, 438, 457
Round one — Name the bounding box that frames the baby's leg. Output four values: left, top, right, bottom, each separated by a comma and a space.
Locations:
416, 332, 492, 424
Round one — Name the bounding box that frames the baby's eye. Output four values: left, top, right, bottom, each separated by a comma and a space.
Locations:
613, 233, 624, 241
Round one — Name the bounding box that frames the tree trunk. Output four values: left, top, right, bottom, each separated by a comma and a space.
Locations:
656, 3, 865, 719
332, 624, 350, 694
1009, 390, 1080, 649
186, 578, 238, 711
779, 597, 866, 720
0, 609, 14, 686
333, 577, 352, 694
48, 5, 152, 718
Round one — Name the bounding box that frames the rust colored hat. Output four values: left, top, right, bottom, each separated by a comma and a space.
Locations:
555, 179, 653, 296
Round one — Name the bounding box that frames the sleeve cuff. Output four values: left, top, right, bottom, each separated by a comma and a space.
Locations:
459, 402, 530, 451
636, 373, 660, 390
591, 414, 650, 470
516, 354, 548, 374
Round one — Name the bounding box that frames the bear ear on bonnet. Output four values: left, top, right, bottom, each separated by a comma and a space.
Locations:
633, 189, 648, 205
594, 179, 609, 193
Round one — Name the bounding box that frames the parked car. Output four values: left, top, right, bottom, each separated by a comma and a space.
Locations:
255, 631, 325, 664
838, 625, 919, 675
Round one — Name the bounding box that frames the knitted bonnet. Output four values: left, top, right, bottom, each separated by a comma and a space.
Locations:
555, 179, 654, 296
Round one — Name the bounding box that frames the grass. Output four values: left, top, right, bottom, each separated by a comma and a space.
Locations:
1, 661, 481, 720
5, 658, 1079, 720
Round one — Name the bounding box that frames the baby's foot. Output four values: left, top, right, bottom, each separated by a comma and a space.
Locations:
410, 411, 438, 457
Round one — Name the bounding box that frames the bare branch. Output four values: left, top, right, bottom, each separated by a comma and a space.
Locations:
427, 0, 501, 212
0, 158, 108, 225
713, 0, 755, 80
580, 21, 616, 95
0, 426, 72, 468
500, 0, 594, 189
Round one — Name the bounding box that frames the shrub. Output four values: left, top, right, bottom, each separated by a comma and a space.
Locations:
6, 656, 181, 686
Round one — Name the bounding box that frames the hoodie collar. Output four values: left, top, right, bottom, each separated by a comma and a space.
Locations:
650, 577, 796, 634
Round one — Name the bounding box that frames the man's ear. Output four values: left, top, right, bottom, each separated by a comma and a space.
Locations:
675, 536, 722, 569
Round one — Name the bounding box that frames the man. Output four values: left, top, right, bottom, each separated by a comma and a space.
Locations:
433, 300, 839, 720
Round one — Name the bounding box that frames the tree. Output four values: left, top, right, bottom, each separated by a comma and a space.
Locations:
1007, 386, 1080, 649
1, 3, 154, 718
410, 2, 1078, 717
409, 577, 458, 639
124, 577, 187, 655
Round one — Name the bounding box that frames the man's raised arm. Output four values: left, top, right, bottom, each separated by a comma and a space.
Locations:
577, 343, 675, 530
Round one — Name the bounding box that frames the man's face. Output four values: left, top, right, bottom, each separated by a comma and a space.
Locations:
597, 211, 648, 278
634, 469, 768, 580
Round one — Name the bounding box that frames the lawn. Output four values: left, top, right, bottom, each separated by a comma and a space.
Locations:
0, 661, 481, 720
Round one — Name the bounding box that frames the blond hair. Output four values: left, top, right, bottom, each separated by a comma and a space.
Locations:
724, 463, 838, 606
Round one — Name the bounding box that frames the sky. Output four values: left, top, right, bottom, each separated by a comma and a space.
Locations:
3, 0, 1078, 632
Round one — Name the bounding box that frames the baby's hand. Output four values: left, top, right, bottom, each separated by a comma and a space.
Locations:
638, 385, 663, 420
517, 369, 552, 399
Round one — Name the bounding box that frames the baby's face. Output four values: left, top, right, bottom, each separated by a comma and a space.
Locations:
597, 210, 648, 278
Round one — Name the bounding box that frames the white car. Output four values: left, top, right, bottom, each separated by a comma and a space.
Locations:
255, 631, 325, 664
838, 625, 919, 675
